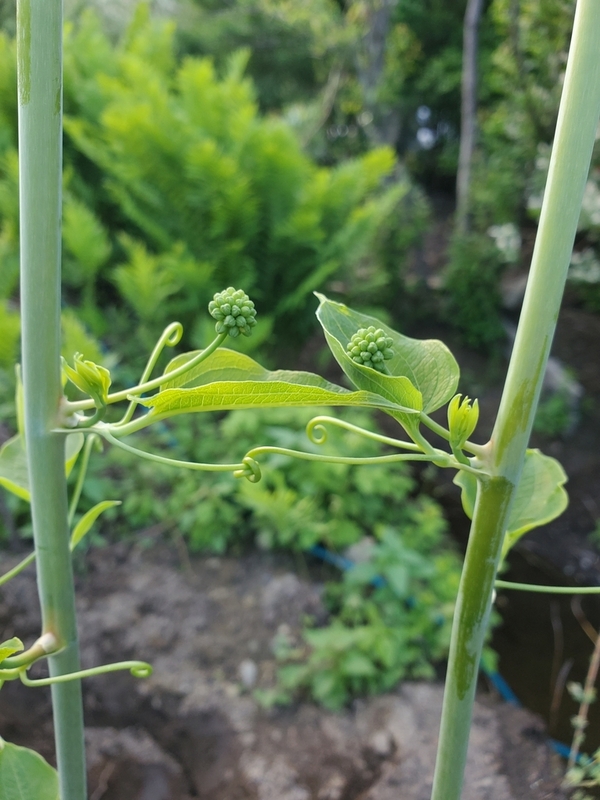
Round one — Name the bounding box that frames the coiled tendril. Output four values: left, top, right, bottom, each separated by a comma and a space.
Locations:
233, 456, 262, 483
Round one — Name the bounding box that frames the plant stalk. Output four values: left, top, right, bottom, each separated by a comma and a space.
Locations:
17, 0, 87, 798
431, 1, 600, 797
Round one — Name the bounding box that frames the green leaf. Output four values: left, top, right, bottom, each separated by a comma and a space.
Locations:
315, 295, 460, 428
0, 637, 24, 665
501, 449, 568, 557
453, 450, 568, 557
0, 433, 84, 502
0, 436, 30, 501
453, 470, 478, 520
0, 740, 59, 800
70, 500, 121, 550
141, 360, 420, 419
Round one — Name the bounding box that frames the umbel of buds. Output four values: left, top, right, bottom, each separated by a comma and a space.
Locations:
346, 326, 394, 373
209, 287, 257, 338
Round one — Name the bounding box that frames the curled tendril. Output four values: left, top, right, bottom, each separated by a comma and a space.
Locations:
19, 660, 153, 687
306, 420, 327, 445
233, 456, 262, 483
306, 415, 422, 453
162, 321, 184, 348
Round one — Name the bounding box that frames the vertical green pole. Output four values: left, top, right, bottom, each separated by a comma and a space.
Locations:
430, 1, 600, 798
17, 1, 87, 798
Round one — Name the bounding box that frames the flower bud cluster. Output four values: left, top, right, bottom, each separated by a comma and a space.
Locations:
209, 287, 257, 338
346, 326, 394, 373
62, 354, 111, 407
447, 394, 479, 451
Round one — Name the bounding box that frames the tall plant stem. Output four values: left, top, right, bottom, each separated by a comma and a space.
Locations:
17, 1, 86, 798
431, 2, 600, 798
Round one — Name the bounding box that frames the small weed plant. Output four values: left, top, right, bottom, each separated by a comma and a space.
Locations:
1, 2, 600, 800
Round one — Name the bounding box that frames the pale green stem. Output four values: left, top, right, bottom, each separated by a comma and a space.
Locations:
431, 3, 600, 798
17, 0, 86, 797
66, 332, 228, 413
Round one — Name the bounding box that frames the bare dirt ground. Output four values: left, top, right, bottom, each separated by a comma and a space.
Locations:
0, 542, 567, 800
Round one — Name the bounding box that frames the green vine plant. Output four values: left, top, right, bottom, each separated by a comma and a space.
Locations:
0, 285, 595, 796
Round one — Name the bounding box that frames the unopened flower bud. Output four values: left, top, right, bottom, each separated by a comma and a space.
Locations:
346, 326, 394, 373
209, 287, 257, 338
447, 394, 479, 450
62, 354, 111, 407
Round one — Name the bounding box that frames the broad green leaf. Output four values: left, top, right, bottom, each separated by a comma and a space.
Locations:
70, 500, 121, 550
0, 741, 59, 800
0, 637, 23, 665
0, 433, 84, 502
161, 347, 267, 389
315, 295, 460, 421
140, 377, 420, 419
453, 450, 568, 557
501, 449, 568, 557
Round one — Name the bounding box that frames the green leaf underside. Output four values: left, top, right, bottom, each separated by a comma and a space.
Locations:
0, 637, 24, 664
315, 295, 460, 415
70, 500, 121, 550
453, 449, 568, 556
141, 380, 419, 418
501, 449, 568, 557
0, 433, 84, 502
0, 741, 59, 800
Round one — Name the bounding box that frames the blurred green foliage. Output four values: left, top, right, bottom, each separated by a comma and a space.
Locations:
268, 510, 461, 709
0, 6, 428, 358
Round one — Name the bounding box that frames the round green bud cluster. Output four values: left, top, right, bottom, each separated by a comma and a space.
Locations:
346, 326, 394, 372
208, 287, 257, 338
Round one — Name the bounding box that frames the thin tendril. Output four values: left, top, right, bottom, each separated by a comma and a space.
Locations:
0, 552, 36, 587
244, 445, 446, 469
306, 415, 421, 451
20, 660, 153, 687
99, 428, 244, 473
495, 579, 600, 595
67, 331, 228, 413
118, 322, 183, 426
68, 433, 99, 526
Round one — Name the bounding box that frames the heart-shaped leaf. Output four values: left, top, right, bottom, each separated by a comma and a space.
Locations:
501, 449, 568, 557
315, 295, 460, 428
453, 449, 568, 557
0, 741, 59, 800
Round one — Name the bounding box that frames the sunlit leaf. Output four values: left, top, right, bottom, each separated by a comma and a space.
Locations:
140, 374, 420, 419
70, 500, 121, 550
0, 741, 59, 800
315, 295, 460, 427
0, 637, 23, 665
0, 433, 84, 502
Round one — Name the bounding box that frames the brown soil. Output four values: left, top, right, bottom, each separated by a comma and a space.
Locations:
0, 543, 567, 800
